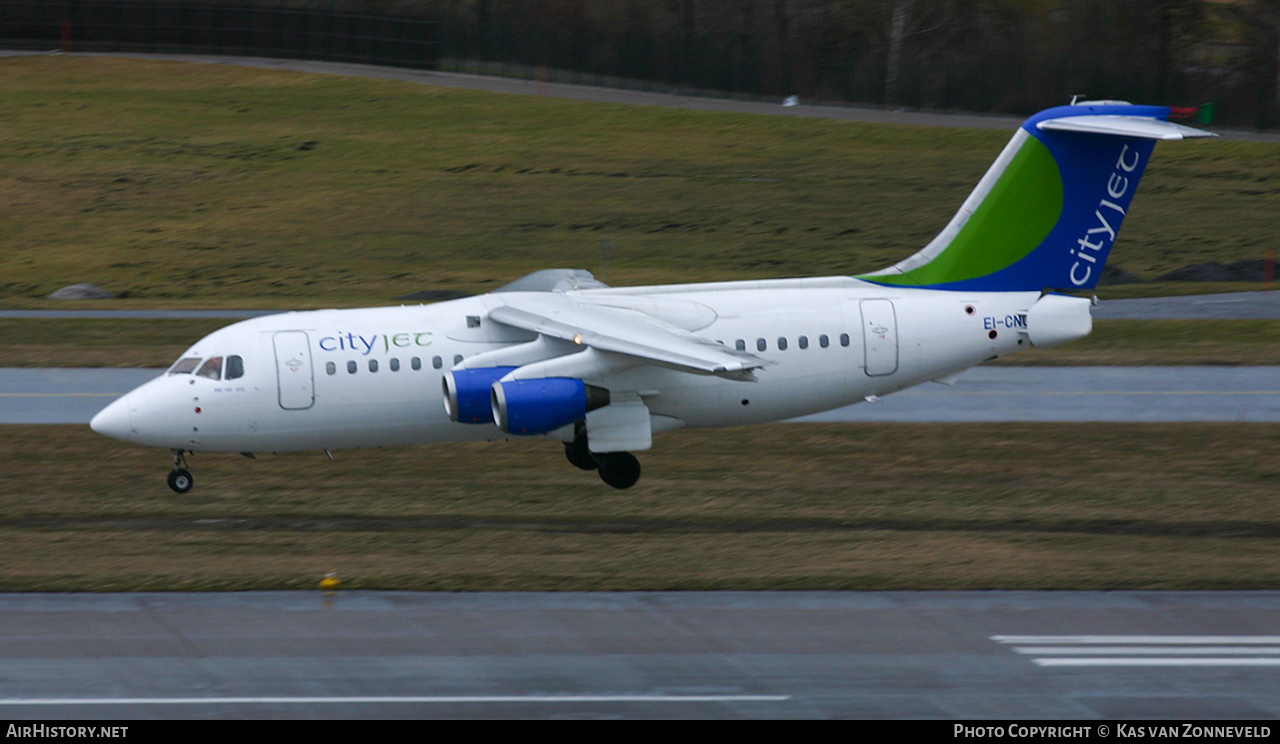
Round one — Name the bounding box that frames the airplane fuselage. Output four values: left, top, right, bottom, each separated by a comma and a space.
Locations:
98, 277, 1045, 454
90, 101, 1207, 491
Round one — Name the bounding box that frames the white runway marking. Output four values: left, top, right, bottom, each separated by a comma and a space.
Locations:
993, 635, 1280, 644
993, 635, 1280, 667
1014, 646, 1280, 655
0, 694, 791, 706
1033, 658, 1280, 667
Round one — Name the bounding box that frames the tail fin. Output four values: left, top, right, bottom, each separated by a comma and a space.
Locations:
858, 101, 1215, 292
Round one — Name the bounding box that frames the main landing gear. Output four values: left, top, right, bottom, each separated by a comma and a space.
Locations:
564, 438, 642, 490
167, 448, 193, 494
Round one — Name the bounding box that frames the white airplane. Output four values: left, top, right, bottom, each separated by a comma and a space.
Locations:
91, 101, 1214, 493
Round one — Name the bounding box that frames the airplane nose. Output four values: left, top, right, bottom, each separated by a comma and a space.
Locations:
90, 392, 134, 440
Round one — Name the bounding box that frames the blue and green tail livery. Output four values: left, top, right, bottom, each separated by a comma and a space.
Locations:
859, 101, 1215, 292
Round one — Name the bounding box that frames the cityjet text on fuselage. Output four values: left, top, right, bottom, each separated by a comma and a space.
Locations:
317, 331, 434, 356
1068, 143, 1139, 287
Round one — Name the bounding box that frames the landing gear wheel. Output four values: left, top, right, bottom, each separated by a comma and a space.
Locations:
167, 468, 194, 494
597, 452, 641, 490
167, 449, 193, 494
565, 440, 598, 471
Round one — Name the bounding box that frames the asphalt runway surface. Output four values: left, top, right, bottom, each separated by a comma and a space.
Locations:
1091, 291, 1280, 320
795, 366, 1280, 423
1, 591, 1278, 720
3, 366, 1277, 425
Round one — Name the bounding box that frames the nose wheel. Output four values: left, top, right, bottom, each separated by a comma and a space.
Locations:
167, 468, 194, 494
167, 449, 194, 494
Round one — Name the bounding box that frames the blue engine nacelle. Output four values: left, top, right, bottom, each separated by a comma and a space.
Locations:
491, 378, 611, 435
443, 367, 518, 424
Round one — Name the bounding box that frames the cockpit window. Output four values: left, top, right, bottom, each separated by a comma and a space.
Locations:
196, 357, 224, 380
226, 355, 244, 380
168, 357, 201, 375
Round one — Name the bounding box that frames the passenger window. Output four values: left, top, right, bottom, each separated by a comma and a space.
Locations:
168, 357, 201, 375
453, 354, 463, 365
196, 357, 223, 380
735, 339, 746, 352
757, 338, 767, 352
226, 355, 244, 380
840, 333, 851, 347
411, 357, 422, 371
798, 336, 809, 349
326, 362, 336, 376
347, 361, 357, 374
777, 337, 788, 351
432, 356, 443, 369
369, 359, 378, 373
819, 334, 829, 348
390, 358, 400, 372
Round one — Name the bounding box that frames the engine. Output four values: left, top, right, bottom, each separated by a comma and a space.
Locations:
443, 367, 517, 424
491, 378, 611, 435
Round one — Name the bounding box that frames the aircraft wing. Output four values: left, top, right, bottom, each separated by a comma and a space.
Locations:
487, 295, 769, 380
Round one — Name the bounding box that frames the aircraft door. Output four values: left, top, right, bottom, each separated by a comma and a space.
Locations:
273, 331, 315, 410
860, 299, 899, 376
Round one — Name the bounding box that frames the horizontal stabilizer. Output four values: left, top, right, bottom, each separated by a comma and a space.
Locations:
1038, 115, 1216, 141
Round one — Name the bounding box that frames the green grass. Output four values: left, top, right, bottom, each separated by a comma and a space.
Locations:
1, 423, 1277, 591
0, 318, 229, 366
1, 56, 1277, 308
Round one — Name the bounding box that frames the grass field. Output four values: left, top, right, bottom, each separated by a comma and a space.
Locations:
1, 56, 1278, 309
2, 423, 1278, 591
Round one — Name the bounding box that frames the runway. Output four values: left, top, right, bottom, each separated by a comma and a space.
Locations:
0, 591, 1277, 719
1091, 291, 1280, 320
794, 366, 1280, 423
3, 366, 1277, 425
0, 368, 159, 425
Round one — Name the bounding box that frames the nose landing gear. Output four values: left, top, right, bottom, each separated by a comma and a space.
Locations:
167, 448, 194, 494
